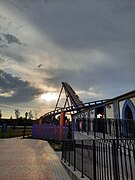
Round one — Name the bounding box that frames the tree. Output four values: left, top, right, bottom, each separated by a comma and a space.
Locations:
15, 109, 20, 119
28, 111, 33, 120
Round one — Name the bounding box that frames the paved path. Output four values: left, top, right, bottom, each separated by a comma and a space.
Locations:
0, 138, 71, 180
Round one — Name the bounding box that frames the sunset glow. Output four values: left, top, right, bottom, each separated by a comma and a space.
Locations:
40, 92, 58, 102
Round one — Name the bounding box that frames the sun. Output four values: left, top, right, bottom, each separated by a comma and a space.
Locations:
40, 92, 58, 102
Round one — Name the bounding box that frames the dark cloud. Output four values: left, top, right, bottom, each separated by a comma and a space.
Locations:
0, 36, 8, 48
2, 33, 22, 45
44, 61, 135, 100
0, 45, 8, 48
0, 70, 42, 104
0, 49, 27, 64
28, 0, 135, 50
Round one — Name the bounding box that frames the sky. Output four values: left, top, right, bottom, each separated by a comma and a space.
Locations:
0, 0, 135, 119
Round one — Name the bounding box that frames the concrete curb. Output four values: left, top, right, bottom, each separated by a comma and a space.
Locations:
61, 159, 90, 180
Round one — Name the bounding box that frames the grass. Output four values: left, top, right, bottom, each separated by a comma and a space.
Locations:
47, 140, 63, 151
0, 127, 32, 138
0, 127, 62, 152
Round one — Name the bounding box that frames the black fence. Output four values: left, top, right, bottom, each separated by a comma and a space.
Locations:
0, 119, 33, 138
75, 118, 135, 139
0, 118, 37, 126
62, 139, 135, 180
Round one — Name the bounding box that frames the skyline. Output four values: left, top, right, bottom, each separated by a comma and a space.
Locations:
0, 0, 135, 118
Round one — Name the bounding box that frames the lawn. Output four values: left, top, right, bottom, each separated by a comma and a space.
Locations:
0, 127, 32, 138
48, 140, 63, 151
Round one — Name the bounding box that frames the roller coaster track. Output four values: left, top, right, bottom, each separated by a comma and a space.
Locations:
41, 82, 110, 120
61, 82, 83, 107
42, 99, 109, 118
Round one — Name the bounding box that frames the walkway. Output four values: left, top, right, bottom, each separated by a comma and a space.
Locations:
0, 138, 71, 180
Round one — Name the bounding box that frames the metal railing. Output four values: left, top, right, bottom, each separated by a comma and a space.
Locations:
0, 120, 34, 138
61, 139, 135, 180
75, 118, 135, 139
42, 99, 109, 119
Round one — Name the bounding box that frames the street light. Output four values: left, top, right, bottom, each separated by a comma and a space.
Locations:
23, 112, 28, 138
25, 112, 28, 119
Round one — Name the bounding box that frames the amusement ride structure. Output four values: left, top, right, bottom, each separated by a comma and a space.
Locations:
41, 82, 109, 123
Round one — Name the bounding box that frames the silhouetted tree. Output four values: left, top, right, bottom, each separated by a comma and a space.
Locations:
28, 111, 33, 120
15, 109, 20, 119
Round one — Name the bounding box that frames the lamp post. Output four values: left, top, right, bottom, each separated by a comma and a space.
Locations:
23, 112, 28, 138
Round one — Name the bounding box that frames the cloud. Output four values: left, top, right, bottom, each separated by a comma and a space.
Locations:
0, 0, 135, 118
0, 45, 8, 48
0, 70, 42, 104
0, 56, 5, 63
20, 0, 134, 51
2, 0, 133, 96
2, 33, 22, 45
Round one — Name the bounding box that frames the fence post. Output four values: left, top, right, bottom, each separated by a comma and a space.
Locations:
93, 140, 96, 180
103, 119, 105, 139
119, 120, 122, 139
68, 141, 70, 166
94, 120, 96, 138
115, 120, 119, 138
81, 140, 84, 178
73, 140, 76, 171
87, 111, 90, 135
112, 140, 119, 180
64, 141, 66, 163
23, 119, 26, 138
61, 141, 64, 160
72, 116, 75, 140
128, 145, 133, 180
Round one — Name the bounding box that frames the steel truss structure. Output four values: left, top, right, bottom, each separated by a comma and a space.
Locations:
41, 82, 109, 122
